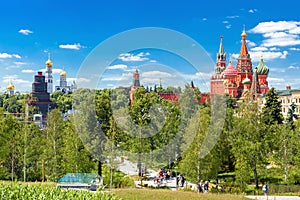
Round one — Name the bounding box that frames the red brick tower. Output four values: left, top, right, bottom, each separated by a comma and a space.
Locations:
129, 68, 141, 104
210, 36, 226, 96
236, 28, 253, 97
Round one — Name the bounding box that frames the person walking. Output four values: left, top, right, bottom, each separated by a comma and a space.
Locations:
262, 182, 268, 200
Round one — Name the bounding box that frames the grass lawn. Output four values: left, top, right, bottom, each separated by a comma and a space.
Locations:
112, 188, 248, 200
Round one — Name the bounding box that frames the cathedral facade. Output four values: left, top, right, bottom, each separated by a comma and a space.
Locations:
210, 30, 270, 100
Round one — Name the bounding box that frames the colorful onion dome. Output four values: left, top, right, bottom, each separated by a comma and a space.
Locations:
256, 57, 269, 75
223, 60, 237, 76
242, 76, 251, 85
60, 71, 66, 77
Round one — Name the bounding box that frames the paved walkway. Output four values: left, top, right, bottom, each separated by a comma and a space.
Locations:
246, 196, 300, 200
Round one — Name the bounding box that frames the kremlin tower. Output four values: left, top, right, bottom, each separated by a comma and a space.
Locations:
210, 36, 226, 95
45, 54, 53, 94
210, 29, 269, 99
129, 68, 141, 105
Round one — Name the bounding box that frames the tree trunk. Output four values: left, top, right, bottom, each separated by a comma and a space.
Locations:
284, 131, 289, 184
253, 160, 258, 189
98, 161, 102, 177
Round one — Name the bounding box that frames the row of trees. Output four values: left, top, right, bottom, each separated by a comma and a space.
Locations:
0, 86, 299, 190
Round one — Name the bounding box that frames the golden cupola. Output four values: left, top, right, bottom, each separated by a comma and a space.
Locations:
60, 70, 66, 77
6, 81, 15, 91
45, 53, 53, 68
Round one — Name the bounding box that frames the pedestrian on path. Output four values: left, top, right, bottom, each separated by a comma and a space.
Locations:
262, 182, 268, 200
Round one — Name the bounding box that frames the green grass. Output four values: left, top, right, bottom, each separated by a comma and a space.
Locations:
0, 182, 120, 200
112, 188, 249, 200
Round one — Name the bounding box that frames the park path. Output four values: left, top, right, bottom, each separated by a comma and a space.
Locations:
246, 196, 300, 200
117, 158, 300, 198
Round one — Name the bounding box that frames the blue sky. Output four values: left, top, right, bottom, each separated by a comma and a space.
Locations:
1, 0, 300, 93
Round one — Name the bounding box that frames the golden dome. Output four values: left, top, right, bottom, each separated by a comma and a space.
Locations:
60, 71, 66, 77
45, 53, 53, 68
46, 59, 52, 68
6, 81, 14, 90
241, 30, 247, 37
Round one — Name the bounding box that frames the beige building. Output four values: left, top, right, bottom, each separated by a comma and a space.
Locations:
259, 85, 300, 118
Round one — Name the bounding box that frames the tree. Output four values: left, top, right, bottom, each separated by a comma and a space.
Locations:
230, 101, 268, 190
42, 109, 65, 181
0, 113, 23, 180
283, 102, 299, 184
261, 88, 283, 125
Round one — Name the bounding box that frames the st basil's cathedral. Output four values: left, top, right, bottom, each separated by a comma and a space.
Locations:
210, 29, 270, 100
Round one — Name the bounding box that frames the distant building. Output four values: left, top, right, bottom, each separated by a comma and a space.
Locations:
6, 81, 15, 95
28, 71, 53, 116
129, 69, 208, 104
210, 30, 270, 100
259, 85, 300, 118
55, 70, 77, 94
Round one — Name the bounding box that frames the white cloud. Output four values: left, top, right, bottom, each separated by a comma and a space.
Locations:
202, 18, 207, 21
142, 71, 173, 78
249, 21, 300, 48
225, 25, 231, 29
248, 9, 257, 13
149, 60, 157, 63
268, 77, 285, 82
39, 68, 63, 74
288, 65, 300, 69
3, 75, 18, 81
270, 47, 280, 51
262, 36, 300, 47
118, 52, 150, 62
12, 79, 30, 84
107, 64, 127, 70
222, 21, 229, 24
59, 43, 83, 50
0, 53, 21, 59
247, 40, 256, 47
289, 26, 300, 34
249, 21, 300, 34
102, 76, 126, 81
18, 29, 33, 35
226, 15, 239, 19
251, 47, 268, 51
290, 47, 300, 51
73, 77, 90, 83
22, 69, 35, 73
232, 50, 288, 62
195, 71, 213, 79
14, 61, 27, 65
269, 68, 286, 73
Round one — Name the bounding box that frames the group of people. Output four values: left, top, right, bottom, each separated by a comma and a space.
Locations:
154, 168, 172, 185
197, 180, 210, 193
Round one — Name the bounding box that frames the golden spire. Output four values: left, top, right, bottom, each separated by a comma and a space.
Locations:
45, 52, 53, 68
241, 24, 247, 37
240, 26, 249, 56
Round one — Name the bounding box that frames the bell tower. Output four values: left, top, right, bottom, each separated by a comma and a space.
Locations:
45, 53, 53, 94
